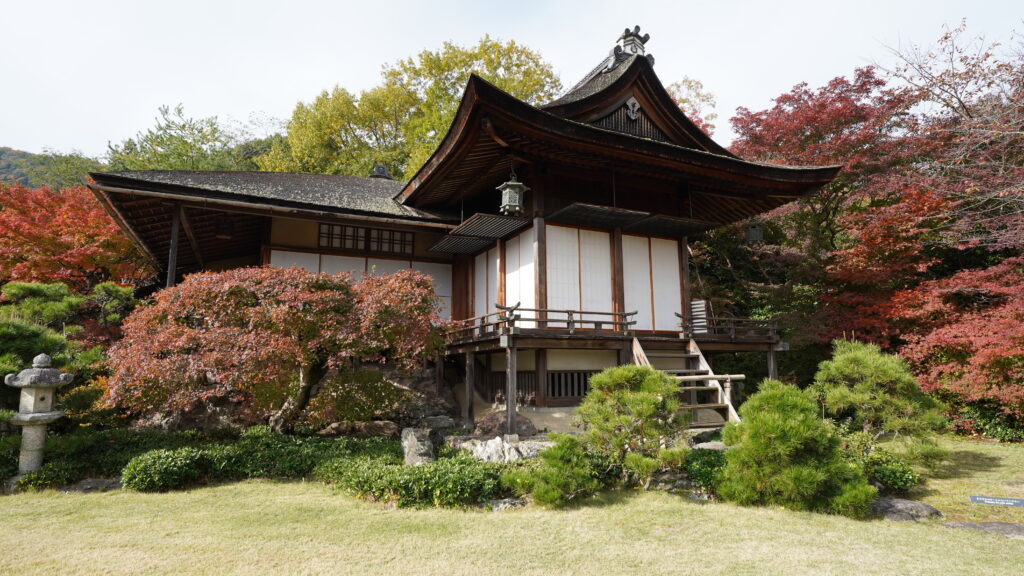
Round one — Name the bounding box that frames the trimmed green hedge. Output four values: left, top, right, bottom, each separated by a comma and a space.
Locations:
315, 452, 510, 508
122, 448, 207, 491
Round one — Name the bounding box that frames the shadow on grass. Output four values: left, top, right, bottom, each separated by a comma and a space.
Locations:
556, 488, 646, 510
928, 449, 1002, 481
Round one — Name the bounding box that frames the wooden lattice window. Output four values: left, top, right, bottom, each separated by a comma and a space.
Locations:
319, 223, 413, 256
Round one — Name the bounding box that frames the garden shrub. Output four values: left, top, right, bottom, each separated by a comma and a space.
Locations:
657, 446, 690, 470
504, 434, 602, 507
319, 452, 508, 507
864, 451, 920, 494
576, 365, 688, 487
684, 448, 726, 495
0, 434, 17, 480
841, 431, 921, 494
4, 426, 402, 490
950, 403, 1024, 442
14, 460, 81, 491
718, 380, 877, 518
60, 381, 121, 430
43, 428, 215, 480
122, 447, 208, 491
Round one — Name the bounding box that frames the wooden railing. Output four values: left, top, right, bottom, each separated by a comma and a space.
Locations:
448, 304, 636, 341
678, 313, 778, 341
685, 339, 741, 422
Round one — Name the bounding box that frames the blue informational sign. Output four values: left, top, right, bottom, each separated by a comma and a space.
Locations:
970, 496, 1024, 507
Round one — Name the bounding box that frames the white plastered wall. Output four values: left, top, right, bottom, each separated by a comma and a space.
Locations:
547, 349, 619, 371
269, 249, 453, 319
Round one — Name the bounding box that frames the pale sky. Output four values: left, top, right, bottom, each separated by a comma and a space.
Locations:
1, 0, 1019, 158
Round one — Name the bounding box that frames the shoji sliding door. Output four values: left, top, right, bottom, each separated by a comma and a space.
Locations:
545, 224, 613, 326
622, 235, 682, 331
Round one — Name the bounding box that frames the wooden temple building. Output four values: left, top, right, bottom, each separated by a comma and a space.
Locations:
90, 27, 840, 431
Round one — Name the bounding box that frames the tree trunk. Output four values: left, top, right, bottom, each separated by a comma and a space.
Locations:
268, 363, 316, 433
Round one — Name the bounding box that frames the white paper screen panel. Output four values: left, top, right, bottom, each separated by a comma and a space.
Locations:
650, 238, 681, 331
487, 248, 499, 314
622, 235, 653, 330
474, 252, 488, 319
545, 225, 580, 325
320, 254, 366, 280
411, 262, 453, 319
269, 250, 320, 273
367, 258, 409, 276
505, 234, 521, 310
504, 227, 536, 327
579, 229, 612, 316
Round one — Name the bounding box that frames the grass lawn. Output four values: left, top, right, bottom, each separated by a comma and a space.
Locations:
2, 436, 1022, 576
917, 436, 1024, 523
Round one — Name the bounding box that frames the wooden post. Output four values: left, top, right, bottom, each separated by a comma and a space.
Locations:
767, 348, 778, 380
617, 343, 630, 366
535, 349, 547, 408
166, 203, 182, 288
497, 238, 506, 307
464, 352, 476, 427
505, 344, 517, 436
611, 228, 625, 319
680, 236, 691, 333
533, 174, 547, 325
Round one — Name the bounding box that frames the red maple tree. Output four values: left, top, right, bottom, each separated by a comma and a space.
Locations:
104, 267, 445, 428
895, 257, 1024, 415
0, 183, 150, 291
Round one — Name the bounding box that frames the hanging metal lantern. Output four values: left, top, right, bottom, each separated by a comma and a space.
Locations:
497, 169, 529, 217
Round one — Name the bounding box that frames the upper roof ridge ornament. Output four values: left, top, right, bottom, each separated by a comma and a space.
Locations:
617, 25, 650, 54
608, 25, 655, 71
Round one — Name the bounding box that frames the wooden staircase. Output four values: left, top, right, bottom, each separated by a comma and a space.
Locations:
632, 338, 741, 428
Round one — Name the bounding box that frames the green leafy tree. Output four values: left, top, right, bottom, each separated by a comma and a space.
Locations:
107, 105, 245, 171
16, 149, 105, 189
259, 36, 562, 179
666, 76, 718, 134
718, 380, 877, 518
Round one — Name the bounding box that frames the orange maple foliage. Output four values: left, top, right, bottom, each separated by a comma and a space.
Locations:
0, 183, 150, 291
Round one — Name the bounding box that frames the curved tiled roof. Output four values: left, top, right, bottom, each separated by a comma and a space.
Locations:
91, 170, 446, 221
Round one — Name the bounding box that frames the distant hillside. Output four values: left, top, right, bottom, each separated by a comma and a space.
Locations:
0, 147, 36, 185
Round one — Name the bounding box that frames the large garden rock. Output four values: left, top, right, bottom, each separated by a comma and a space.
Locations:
422, 415, 457, 429
945, 521, 1024, 539
317, 420, 399, 438
693, 441, 728, 451
473, 411, 538, 438
491, 497, 526, 511
452, 436, 554, 463
687, 428, 720, 445
401, 427, 435, 466
871, 497, 944, 521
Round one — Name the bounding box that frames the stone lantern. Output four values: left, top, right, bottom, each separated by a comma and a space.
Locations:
4, 354, 73, 474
